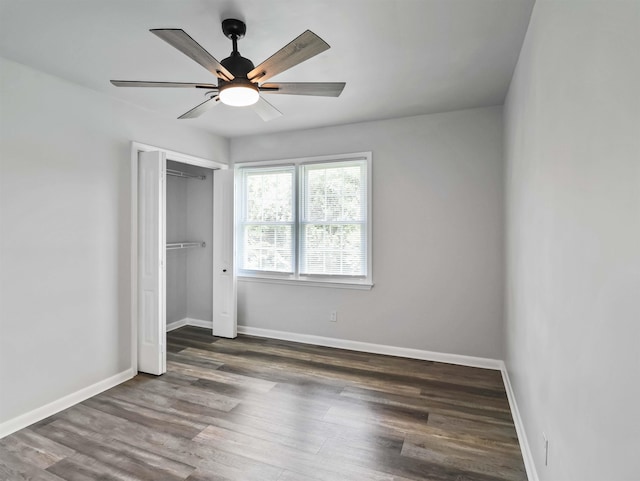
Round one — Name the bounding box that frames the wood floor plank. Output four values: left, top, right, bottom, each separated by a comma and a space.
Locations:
340, 385, 515, 425
46, 454, 130, 481
167, 351, 226, 371
37, 420, 194, 480
51, 403, 280, 479
319, 438, 513, 481
0, 429, 75, 469
51, 402, 185, 453
0, 327, 527, 480
131, 378, 240, 412
401, 435, 527, 480
426, 413, 520, 446
0, 450, 66, 481
193, 424, 403, 481
168, 360, 277, 392
83, 393, 208, 439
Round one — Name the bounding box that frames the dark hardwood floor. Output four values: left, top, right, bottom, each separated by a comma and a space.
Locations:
0, 326, 527, 480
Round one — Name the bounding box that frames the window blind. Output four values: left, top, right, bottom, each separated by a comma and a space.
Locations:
300, 161, 367, 276
238, 166, 294, 273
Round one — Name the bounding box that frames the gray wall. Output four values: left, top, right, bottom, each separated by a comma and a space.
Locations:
0, 57, 227, 424
503, 1, 640, 479
183, 163, 214, 323
231, 106, 505, 359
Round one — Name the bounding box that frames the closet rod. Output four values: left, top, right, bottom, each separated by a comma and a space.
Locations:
167, 168, 206, 180
166, 242, 206, 250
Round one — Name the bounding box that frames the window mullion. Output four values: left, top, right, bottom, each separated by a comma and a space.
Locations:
294, 165, 300, 279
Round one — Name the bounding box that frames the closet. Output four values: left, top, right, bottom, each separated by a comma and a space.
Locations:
166, 160, 213, 331
134, 146, 236, 376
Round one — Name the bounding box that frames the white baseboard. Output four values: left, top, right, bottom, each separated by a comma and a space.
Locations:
166, 317, 212, 332
236, 326, 503, 370
0, 368, 134, 439
166, 318, 189, 332
501, 365, 539, 481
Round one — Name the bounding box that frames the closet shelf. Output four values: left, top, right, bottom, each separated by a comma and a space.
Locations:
166, 242, 206, 250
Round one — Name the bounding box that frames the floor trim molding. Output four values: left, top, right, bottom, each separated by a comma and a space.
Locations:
166, 318, 212, 332
0, 368, 134, 439
237, 326, 503, 370
501, 364, 539, 481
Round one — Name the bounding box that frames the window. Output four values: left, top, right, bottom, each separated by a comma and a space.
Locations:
239, 166, 295, 273
237, 152, 372, 288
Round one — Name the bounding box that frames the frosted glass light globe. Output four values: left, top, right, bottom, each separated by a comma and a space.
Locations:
219, 85, 259, 107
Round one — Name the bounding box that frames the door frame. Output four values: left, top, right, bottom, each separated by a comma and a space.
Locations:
130, 141, 228, 374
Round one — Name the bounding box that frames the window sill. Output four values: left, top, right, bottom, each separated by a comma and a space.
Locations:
238, 275, 374, 290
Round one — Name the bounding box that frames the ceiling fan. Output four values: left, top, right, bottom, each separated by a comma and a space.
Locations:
110, 19, 346, 121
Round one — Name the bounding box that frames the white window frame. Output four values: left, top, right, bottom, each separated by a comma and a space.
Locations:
237, 165, 296, 276
235, 152, 373, 290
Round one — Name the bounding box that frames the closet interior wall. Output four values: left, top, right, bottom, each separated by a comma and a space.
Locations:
166, 160, 213, 328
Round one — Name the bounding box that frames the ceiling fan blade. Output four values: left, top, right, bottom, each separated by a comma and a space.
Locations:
251, 96, 283, 122
150, 29, 234, 81
260, 82, 345, 97
248, 30, 329, 83
178, 96, 220, 119
110, 80, 218, 89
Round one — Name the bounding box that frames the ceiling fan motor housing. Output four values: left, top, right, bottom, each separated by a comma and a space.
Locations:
219, 54, 258, 96
220, 54, 254, 80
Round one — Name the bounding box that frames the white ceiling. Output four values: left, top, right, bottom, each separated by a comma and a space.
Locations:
0, 0, 534, 138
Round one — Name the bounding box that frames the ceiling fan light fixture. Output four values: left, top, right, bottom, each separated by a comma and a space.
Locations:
219, 82, 259, 107
111, 20, 344, 121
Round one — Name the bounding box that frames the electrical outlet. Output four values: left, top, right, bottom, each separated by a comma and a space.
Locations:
543, 432, 549, 466
329, 310, 337, 322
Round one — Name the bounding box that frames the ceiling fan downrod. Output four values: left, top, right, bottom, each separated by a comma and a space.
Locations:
222, 18, 245, 56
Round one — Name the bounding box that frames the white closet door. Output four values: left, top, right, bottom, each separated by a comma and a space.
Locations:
212, 169, 237, 338
137, 150, 166, 375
